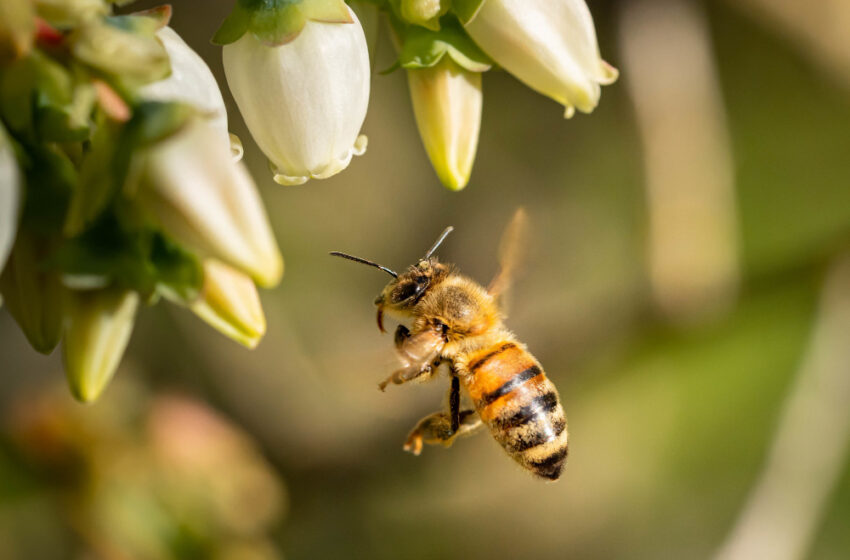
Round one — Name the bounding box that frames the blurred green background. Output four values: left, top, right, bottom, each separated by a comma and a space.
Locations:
3, 0, 850, 558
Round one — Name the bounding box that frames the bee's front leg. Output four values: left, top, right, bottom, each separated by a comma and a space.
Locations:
379, 325, 445, 391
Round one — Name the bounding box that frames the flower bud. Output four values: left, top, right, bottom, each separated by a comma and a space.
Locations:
63, 288, 139, 403
0, 126, 21, 274
0, 233, 64, 354
400, 0, 449, 30
189, 259, 266, 349
141, 27, 239, 159
0, 0, 35, 62
222, 5, 370, 185
407, 57, 481, 190
463, 0, 617, 117
137, 118, 283, 288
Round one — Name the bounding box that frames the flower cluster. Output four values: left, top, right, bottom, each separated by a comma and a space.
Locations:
0, 1, 282, 402
214, 0, 617, 190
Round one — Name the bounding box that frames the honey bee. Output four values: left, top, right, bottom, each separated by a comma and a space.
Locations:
331, 210, 568, 480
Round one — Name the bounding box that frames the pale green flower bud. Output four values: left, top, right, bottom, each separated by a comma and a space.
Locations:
401, 0, 449, 30
0, 126, 20, 274
190, 259, 266, 349
137, 118, 283, 288
63, 288, 139, 403
0, 234, 64, 354
407, 58, 482, 190
141, 27, 241, 160
222, 5, 370, 185
463, 0, 617, 117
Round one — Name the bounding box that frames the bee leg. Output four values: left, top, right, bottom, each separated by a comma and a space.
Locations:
378, 359, 440, 391
403, 409, 482, 456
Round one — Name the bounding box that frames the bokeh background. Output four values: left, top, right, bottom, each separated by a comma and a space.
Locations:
3, 0, 850, 558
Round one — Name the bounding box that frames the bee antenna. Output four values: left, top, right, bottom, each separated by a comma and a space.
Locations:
423, 226, 454, 260
330, 252, 398, 278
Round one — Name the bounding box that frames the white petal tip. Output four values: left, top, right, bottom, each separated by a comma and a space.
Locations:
599, 60, 619, 85
230, 133, 244, 162
270, 135, 368, 186
563, 105, 576, 119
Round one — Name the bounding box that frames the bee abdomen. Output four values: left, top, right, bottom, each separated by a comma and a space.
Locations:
465, 343, 569, 480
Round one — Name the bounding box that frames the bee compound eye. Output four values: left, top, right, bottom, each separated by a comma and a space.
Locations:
392, 282, 418, 303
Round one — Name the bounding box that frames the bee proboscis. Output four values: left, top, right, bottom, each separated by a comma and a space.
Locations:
331, 210, 568, 480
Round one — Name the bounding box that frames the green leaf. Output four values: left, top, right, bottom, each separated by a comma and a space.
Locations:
452, 0, 485, 25
397, 16, 491, 72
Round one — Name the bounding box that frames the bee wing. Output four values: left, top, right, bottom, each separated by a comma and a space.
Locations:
488, 208, 529, 308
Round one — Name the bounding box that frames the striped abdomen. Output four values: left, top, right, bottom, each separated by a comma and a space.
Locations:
464, 342, 568, 480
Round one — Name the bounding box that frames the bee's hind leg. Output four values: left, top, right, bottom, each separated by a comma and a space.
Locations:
403, 376, 483, 455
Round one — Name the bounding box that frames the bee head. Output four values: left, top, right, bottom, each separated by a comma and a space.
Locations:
331, 226, 454, 333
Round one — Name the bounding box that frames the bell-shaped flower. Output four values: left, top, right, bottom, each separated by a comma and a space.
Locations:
221, 4, 370, 185
460, 0, 617, 117
189, 259, 267, 349
63, 288, 139, 403
0, 126, 20, 274
136, 117, 283, 288
0, 233, 65, 354
408, 58, 482, 190
140, 26, 241, 159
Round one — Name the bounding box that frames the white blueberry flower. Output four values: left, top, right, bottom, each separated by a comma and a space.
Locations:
463, 0, 617, 117
0, 127, 20, 275
136, 118, 283, 288
222, 5, 370, 185
141, 26, 241, 159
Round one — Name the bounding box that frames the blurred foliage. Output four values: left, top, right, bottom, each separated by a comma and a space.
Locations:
2, 0, 850, 559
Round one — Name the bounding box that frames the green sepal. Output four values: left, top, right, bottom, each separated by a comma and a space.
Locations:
213, 0, 352, 46
105, 5, 172, 33
451, 0, 485, 25
51, 213, 204, 302
64, 101, 194, 237
396, 16, 491, 72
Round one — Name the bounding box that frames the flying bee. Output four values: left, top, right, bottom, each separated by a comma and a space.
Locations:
331, 210, 568, 480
